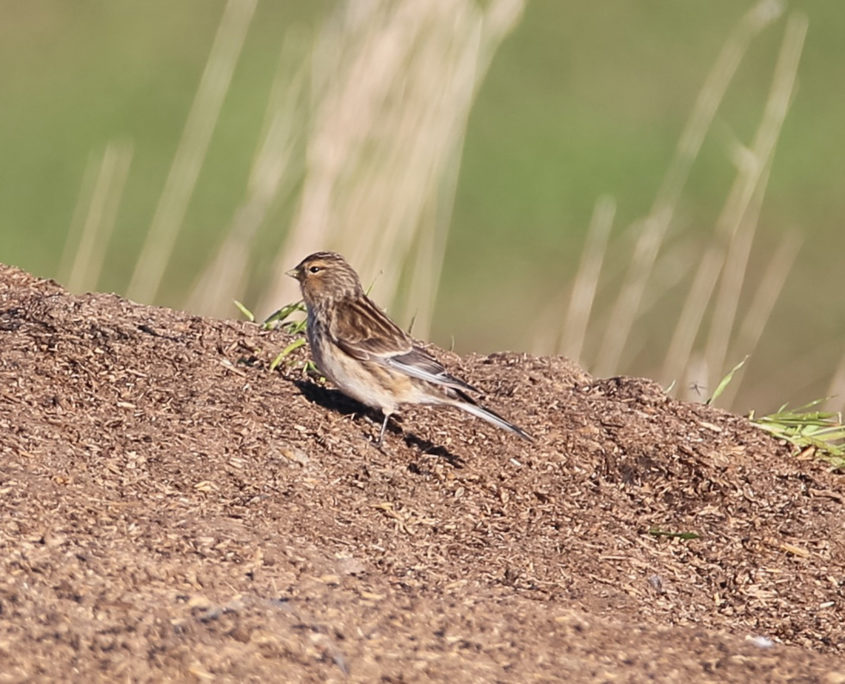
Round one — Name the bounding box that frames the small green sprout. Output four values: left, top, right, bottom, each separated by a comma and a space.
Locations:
234, 299, 312, 371
233, 300, 255, 322
750, 400, 845, 468
706, 356, 748, 406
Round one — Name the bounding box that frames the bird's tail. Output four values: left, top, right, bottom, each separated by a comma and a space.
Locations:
453, 398, 534, 441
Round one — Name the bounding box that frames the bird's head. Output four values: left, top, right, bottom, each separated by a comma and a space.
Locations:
287, 251, 363, 305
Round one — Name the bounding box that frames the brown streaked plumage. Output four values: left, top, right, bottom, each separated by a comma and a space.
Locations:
287, 251, 533, 444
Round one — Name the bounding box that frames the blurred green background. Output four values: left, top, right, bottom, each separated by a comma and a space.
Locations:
1, 1, 842, 413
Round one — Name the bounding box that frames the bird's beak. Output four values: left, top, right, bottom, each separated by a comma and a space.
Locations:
285, 267, 299, 280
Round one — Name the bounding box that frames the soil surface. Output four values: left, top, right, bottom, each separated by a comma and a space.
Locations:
1, 262, 843, 682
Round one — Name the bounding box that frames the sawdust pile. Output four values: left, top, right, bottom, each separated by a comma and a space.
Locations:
0, 263, 843, 681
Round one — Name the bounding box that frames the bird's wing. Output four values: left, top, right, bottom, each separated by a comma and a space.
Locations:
385, 347, 479, 394
331, 296, 478, 393
331, 295, 413, 358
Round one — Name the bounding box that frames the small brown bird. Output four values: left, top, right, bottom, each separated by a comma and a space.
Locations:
287, 251, 532, 444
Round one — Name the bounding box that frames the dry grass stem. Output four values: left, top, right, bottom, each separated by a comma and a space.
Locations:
186, 33, 309, 316
825, 356, 845, 414
702, 161, 771, 394
663, 11, 806, 395
58, 152, 101, 286
127, 0, 257, 304
594, 0, 784, 377
62, 141, 134, 293
258, 0, 524, 327
721, 230, 802, 406
705, 12, 807, 394
559, 196, 615, 361
399, 0, 525, 338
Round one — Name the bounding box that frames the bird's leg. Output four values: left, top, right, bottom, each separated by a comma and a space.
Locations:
376, 411, 391, 445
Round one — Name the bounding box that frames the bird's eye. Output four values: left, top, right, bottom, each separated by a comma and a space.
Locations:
309, 265, 321, 274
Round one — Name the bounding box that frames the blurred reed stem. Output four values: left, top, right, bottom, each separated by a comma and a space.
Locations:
60, 141, 133, 293
257, 0, 525, 330
558, 196, 615, 361
185, 30, 309, 315
594, 0, 785, 378
663, 10, 806, 396
720, 230, 802, 406
127, 0, 257, 304
826, 358, 845, 414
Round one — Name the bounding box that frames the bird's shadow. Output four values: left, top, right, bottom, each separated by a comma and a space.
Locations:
293, 380, 463, 468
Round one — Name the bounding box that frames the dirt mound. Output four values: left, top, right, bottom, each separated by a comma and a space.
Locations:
1, 263, 843, 681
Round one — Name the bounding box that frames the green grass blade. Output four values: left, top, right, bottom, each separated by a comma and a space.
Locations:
263, 301, 303, 325
233, 300, 255, 322
706, 356, 748, 406
269, 337, 306, 371
750, 398, 845, 466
